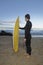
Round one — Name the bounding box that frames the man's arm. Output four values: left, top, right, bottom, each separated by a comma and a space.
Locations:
25, 22, 32, 38
19, 26, 25, 30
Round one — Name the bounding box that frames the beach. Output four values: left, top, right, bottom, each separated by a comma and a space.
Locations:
0, 36, 43, 65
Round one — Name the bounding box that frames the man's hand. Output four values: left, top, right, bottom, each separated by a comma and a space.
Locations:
24, 38, 26, 43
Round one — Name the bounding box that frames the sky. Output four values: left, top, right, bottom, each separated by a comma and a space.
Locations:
0, 0, 43, 29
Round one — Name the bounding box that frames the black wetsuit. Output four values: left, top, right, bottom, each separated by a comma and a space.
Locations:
19, 21, 32, 55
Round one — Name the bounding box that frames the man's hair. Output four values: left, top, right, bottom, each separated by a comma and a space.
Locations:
25, 14, 30, 19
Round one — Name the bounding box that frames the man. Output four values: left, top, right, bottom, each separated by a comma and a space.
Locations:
19, 14, 32, 58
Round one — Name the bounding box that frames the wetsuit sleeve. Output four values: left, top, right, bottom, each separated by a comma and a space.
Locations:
25, 22, 32, 38
27, 22, 32, 31
19, 26, 25, 30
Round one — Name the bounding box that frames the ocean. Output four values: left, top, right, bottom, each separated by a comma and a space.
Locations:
0, 29, 43, 37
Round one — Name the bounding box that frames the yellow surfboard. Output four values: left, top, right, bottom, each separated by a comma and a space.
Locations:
13, 17, 19, 52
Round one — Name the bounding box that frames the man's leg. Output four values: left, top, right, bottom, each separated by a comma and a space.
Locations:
26, 39, 31, 55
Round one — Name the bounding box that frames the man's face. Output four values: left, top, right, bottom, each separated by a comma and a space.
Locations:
25, 17, 29, 22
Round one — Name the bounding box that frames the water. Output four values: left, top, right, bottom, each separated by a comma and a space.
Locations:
20, 35, 43, 37
0, 29, 43, 37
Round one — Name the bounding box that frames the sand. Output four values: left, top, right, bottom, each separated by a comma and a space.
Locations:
0, 36, 43, 65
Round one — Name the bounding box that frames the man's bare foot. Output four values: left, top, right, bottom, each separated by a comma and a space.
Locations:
24, 53, 28, 56
26, 55, 30, 58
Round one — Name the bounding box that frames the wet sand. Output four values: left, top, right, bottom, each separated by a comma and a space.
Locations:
0, 36, 43, 65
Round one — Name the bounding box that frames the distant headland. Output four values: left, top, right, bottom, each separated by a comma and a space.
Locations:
0, 30, 12, 36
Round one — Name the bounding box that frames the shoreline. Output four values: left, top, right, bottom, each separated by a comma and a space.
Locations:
19, 35, 43, 38
0, 35, 43, 38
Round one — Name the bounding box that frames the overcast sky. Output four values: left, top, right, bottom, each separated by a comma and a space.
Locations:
0, 0, 43, 29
